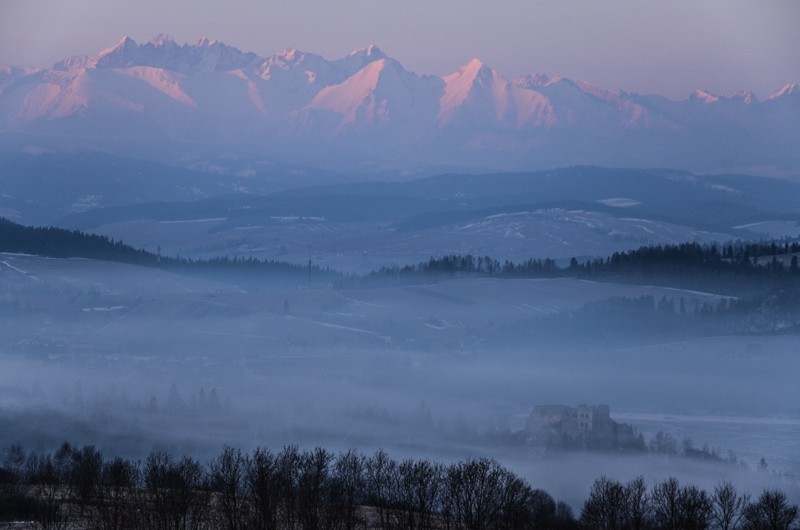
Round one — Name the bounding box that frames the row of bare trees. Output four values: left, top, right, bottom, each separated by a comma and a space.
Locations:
580, 476, 798, 530
0, 443, 573, 529
1, 442, 797, 529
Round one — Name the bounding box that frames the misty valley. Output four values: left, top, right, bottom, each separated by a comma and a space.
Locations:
0, 166, 799, 527
1, 24, 799, 527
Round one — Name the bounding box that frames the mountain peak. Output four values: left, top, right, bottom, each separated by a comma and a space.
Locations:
350, 44, 384, 59
53, 55, 92, 71
727, 89, 757, 105
150, 34, 176, 47
514, 72, 551, 88
438, 58, 510, 127
197, 36, 219, 47
690, 89, 719, 104
278, 47, 300, 61
101, 35, 137, 54
447, 58, 500, 85
574, 80, 617, 100
769, 83, 800, 99
88, 35, 260, 74
93, 35, 139, 67
464, 58, 486, 71
258, 47, 321, 80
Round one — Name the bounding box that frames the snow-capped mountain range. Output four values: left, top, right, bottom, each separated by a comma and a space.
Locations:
1, 35, 798, 173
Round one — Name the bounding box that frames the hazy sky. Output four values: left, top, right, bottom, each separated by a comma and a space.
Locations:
1, 0, 798, 99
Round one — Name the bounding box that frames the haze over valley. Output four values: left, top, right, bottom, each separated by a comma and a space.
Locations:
1, 7, 799, 526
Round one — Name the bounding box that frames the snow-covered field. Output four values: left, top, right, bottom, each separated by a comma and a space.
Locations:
0, 253, 797, 503
89, 208, 737, 272
614, 411, 800, 477
0, 253, 732, 353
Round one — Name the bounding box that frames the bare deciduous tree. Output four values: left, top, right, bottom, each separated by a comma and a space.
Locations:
743, 490, 799, 530
245, 447, 280, 530
329, 450, 366, 530
711, 482, 749, 530
297, 447, 333, 530
580, 476, 627, 530
91, 456, 141, 530
142, 451, 210, 530
209, 445, 248, 530
625, 476, 650, 530
364, 450, 396, 530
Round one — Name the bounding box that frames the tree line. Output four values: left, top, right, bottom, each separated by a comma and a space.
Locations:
360, 241, 800, 289
0, 217, 336, 284
1, 442, 797, 529
581, 476, 798, 530
3, 217, 799, 290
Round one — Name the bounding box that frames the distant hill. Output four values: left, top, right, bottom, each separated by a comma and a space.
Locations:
41, 166, 800, 273
57, 166, 800, 239
0, 152, 348, 225
4, 215, 798, 290
0, 217, 154, 264
0, 217, 329, 284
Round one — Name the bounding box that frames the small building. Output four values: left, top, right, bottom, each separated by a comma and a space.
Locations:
577, 404, 611, 432
526, 404, 641, 450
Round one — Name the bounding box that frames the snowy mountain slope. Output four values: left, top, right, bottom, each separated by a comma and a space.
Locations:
514, 75, 658, 131
297, 58, 443, 140
255, 44, 390, 118
437, 59, 555, 130
1, 36, 798, 173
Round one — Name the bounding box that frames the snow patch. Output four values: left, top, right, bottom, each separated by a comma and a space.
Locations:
597, 198, 641, 208
117, 67, 196, 107
159, 217, 227, 223
82, 306, 127, 312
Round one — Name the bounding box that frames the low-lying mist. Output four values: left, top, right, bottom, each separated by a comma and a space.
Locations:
1, 251, 798, 508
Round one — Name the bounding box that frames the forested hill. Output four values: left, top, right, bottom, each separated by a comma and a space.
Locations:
0, 217, 330, 282
3, 216, 800, 290
362, 241, 800, 292
0, 217, 155, 265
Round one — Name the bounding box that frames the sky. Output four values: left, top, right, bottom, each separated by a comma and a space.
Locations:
1, 0, 798, 99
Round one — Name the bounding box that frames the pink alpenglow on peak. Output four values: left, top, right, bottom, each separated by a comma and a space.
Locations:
278, 48, 300, 61
726, 90, 758, 105
689, 89, 720, 104
438, 59, 511, 126
349, 44, 385, 59
302, 57, 440, 133
514, 72, 551, 88
769, 83, 800, 99
196, 36, 220, 47
441, 60, 500, 103
0, 35, 798, 173
93, 36, 139, 67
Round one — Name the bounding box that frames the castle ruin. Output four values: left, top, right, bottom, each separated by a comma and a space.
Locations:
525, 404, 642, 450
